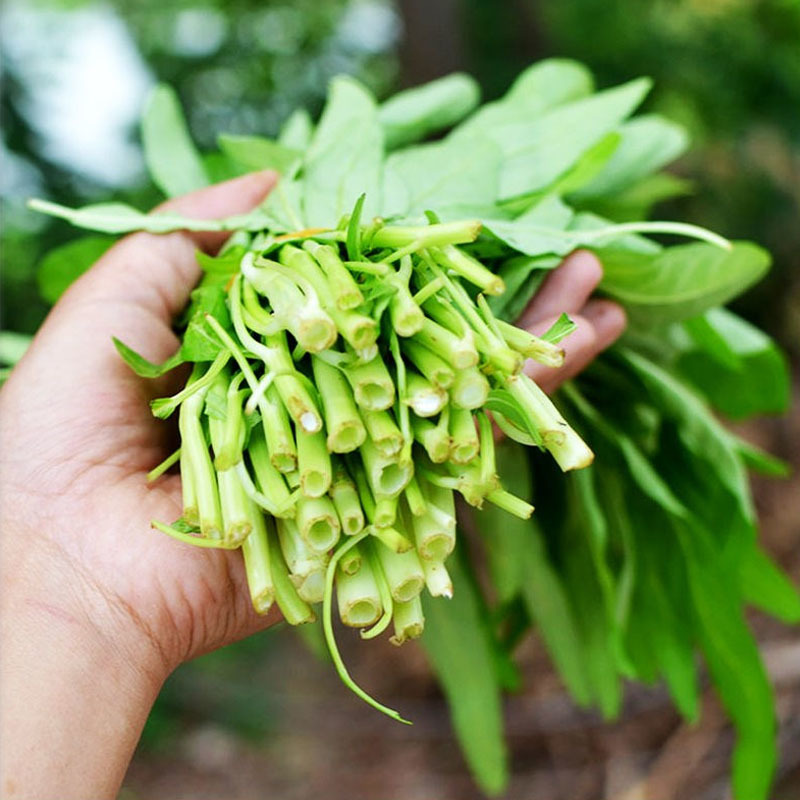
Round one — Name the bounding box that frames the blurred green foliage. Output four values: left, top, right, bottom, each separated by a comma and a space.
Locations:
531, 0, 800, 351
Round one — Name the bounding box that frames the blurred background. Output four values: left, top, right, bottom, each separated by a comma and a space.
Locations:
2, 1, 798, 798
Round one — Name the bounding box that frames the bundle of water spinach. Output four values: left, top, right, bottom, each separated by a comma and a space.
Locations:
31, 59, 797, 800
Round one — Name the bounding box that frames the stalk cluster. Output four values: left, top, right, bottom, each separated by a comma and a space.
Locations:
152, 214, 592, 661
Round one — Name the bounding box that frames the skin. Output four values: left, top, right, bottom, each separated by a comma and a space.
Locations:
0, 172, 625, 800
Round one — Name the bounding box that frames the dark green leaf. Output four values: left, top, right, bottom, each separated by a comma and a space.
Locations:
37, 235, 115, 303
421, 551, 508, 796
598, 241, 771, 325
142, 84, 208, 197
739, 544, 800, 624
676, 309, 790, 418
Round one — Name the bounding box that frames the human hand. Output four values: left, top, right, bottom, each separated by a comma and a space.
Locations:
0, 172, 278, 800
519, 249, 626, 393
0, 173, 622, 800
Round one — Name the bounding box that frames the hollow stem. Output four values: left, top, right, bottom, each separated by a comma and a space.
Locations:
389, 596, 425, 645
331, 463, 365, 536
296, 495, 341, 553
311, 357, 366, 453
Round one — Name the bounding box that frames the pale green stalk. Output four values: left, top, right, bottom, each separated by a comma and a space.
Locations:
280, 244, 377, 350
344, 354, 396, 411
412, 317, 478, 370
267, 521, 316, 625
403, 476, 427, 517
226, 282, 322, 432
360, 438, 413, 498
388, 255, 424, 336
374, 494, 399, 528
213, 374, 247, 471
361, 410, 404, 457
389, 596, 425, 645
400, 339, 454, 388
330, 463, 365, 536
506, 373, 594, 471
496, 319, 565, 367
260, 384, 297, 472
296, 495, 341, 553
178, 387, 222, 538
247, 428, 294, 514
321, 529, 410, 723
431, 243, 505, 295
404, 372, 447, 417
449, 407, 480, 464
336, 556, 382, 627
302, 240, 364, 310
374, 542, 425, 603
450, 367, 490, 409
411, 415, 451, 463
311, 357, 366, 453
369, 219, 481, 249
421, 558, 453, 598
241, 510, 275, 614
296, 428, 332, 498
242, 252, 336, 351
209, 415, 252, 545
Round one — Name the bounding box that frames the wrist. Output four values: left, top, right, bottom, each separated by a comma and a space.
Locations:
1, 526, 169, 799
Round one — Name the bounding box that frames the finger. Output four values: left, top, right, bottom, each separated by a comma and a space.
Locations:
525, 300, 627, 394
66, 170, 277, 324
517, 249, 603, 330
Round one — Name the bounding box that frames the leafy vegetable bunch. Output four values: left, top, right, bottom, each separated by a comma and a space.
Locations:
31, 59, 797, 799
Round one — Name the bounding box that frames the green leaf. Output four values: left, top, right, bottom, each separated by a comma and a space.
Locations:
487, 256, 553, 322
379, 72, 480, 150
383, 132, 501, 218
485, 388, 543, 446
180, 285, 232, 362
278, 108, 313, 150
28, 198, 272, 235
598, 241, 771, 325
571, 114, 689, 199
581, 172, 693, 222
36, 235, 115, 304
541, 313, 577, 344
113, 338, 184, 378
217, 134, 301, 176
485, 77, 652, 200
479, 445, 593, 706
454, 58, 594, 137
195, 246, 246, 283
303, 77, 383, 227
676, 309, 790, 418
483, 195, 576, 257
679, 527, 777, 800
739, 544, 800, 624
142, 84, 208, 197
730, 435, 791, 477
421, 551, 508, 796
